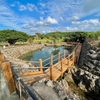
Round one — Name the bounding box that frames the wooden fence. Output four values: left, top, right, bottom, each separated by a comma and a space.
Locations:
0, 42, 82, 96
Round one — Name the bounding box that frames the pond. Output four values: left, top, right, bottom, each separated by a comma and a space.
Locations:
20, 46, 70, 61
19, 46, 73, 67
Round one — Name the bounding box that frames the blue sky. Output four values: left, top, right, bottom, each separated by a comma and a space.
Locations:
0, 0, 100, 34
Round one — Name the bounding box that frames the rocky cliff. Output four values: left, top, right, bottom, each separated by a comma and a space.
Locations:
79, 41, 100, 76
71, 41, 100, 100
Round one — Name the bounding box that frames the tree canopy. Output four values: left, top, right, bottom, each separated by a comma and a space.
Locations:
0, 29, 100, 44
0, 29, 28, 44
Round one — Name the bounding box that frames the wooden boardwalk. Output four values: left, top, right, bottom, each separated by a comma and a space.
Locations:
0, 42, 82, 93
19, 43, 82, 84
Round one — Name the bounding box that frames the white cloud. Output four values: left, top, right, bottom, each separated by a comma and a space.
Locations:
60, 17, 64, 21
39, 3, 46, 7
66, 27, 78, 31
19, 5, 27, 11
45, 16, 58, 24
18, 3, 38, 12
67, 16, 80, 21
72, 19, 100, 26
72, 19, 100, 31
23, 16, 58, 27
0, 5, 13, 17
46, 0, 81, 20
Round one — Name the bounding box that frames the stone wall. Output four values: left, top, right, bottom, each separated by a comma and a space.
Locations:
79, 41, 100, 76
71, 41, 100, 100
1, 44, 44, 58
1, 44, 44, 68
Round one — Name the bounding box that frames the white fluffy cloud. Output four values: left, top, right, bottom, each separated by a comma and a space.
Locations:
65, 27, 78, 31
67, 16, 80, 21
19, 5, 26, 11
18, 3, 38, 12
72, 19, 100, 26
22, 16, 58, 28
72, 19, 100, 31
1, 0, 100, 34
45, 16, 58, 24
38, 3, 46, 7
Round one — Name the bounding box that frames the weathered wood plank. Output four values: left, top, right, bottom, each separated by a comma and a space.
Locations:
18, 71, 43, 77
0, 53, 5, 65
1, 62, 15, 94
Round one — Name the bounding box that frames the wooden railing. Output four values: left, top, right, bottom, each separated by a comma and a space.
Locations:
0, 42, 82, 99
17, 43, 81, 80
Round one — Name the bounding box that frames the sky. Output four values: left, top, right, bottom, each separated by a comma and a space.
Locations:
0, 0, 100, 34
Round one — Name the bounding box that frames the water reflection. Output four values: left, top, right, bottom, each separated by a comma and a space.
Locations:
20, 46, 69, 61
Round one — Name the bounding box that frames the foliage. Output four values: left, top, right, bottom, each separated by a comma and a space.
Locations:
0, 29, 28, 44
0, 29, 100, 44
28, 38, 33, 44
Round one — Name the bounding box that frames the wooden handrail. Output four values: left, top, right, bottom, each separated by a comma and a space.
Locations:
1, 42, 82, 86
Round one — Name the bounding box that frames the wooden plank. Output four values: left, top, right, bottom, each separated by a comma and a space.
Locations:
20, 43, 81, 82
18, 71, 43, 77
22, 74, 47, 85
0, 53, 5, 65
1, 62, 15, 94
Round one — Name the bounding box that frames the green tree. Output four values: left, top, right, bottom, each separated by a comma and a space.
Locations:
0, 29, 28, 45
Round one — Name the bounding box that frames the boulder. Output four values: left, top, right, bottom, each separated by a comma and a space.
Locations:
46, 80, 54, 88
87, 53, 97, 60
78, 81, 87, 92
97, 55, 100, 60
91, 46, 98, 52
95, 79, 100, 94
90, 60, 98, 65
84, 62, 95, 69
89, 50, 96, 54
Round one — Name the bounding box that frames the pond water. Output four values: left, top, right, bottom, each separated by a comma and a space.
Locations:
20, 46, 70, 61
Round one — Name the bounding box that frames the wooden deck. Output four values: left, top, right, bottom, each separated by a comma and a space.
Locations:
0, 42, 82, 93
20, 58, 74, 84
17, 43, 82, 84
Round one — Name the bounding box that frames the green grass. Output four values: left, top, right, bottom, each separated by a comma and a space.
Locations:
33, 38, 63, 43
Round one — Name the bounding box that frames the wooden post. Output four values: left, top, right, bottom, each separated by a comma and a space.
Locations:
39, 59, 43, 73
68, 55, 70, 66
61, 58, 63, 76
72, 51, 75, 65
0, 53, 5, 65
74, 49, 76, 63
63, 50, 66, 59
50, 55, 53, 65
1, 61, 15, 94
58, 52, 60, 62
50, 64, 54, 80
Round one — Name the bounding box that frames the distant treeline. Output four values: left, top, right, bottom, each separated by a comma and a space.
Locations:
0, 29, 100, 44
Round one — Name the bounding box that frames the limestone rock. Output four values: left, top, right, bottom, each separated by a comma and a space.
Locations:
89, 50, 96, 54
46, 80, 54, 88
